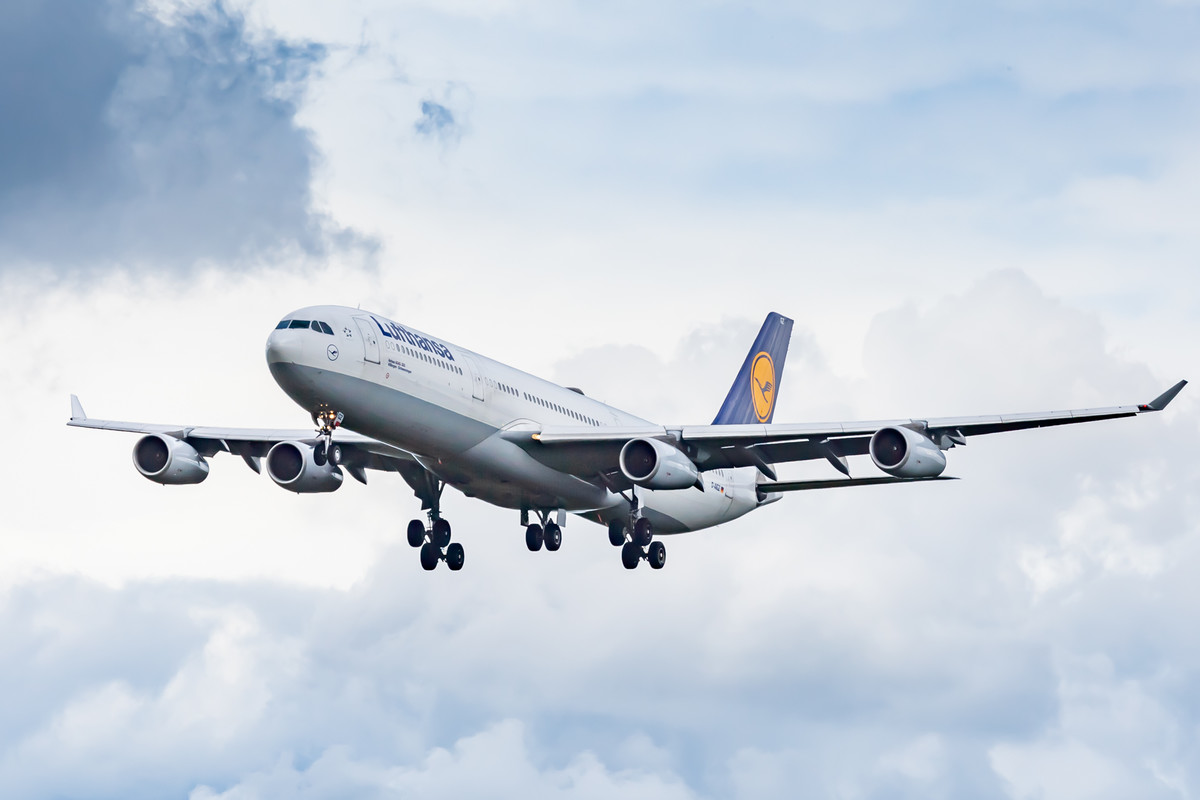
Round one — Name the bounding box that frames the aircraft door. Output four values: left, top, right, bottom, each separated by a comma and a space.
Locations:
353, 317, 380, 364
458, 353, 486, 401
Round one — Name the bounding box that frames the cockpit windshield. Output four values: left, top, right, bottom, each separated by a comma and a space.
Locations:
276, 319, 335, 335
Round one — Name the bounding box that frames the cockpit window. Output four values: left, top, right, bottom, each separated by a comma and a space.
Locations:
309, 320, 322, 332
288, 320, 310, 329
317, 321, 334, 335
275, 320, 290, 330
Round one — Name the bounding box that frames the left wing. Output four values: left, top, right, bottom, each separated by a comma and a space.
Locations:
520, 380, 1187, 481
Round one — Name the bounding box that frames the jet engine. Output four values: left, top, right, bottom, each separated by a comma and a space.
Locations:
869, 426, 947, 478
266, 441, 344, 493
133, 434, 210, 485
619, 438, 700, 490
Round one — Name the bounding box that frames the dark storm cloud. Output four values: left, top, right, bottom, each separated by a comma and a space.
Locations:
0, 0, 364, 272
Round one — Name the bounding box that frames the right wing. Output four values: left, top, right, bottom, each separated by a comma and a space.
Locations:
67, 395, 418, 482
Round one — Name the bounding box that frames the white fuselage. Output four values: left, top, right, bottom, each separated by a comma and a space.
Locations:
265, 305, 764, 534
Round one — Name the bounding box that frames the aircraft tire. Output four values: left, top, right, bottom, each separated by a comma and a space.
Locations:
621, 541, 641, 570
407, 519, 426, 548
544, 522, 562, 551
420, 542, 440, 571
432, 518, 452, 548
525, 523, 544, 552
446, 542, 465, 571
607, 520, 625, 547
633, 518, 653, 547
648, 541, 666, 569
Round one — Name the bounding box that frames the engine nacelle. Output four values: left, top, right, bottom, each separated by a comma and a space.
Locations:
869, 426, 947, 478
133, 434, 210, 485
266, 441, 344, 493
619, 437, 700, 490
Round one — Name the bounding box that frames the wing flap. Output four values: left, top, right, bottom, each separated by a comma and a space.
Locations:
761, 476, 958, 492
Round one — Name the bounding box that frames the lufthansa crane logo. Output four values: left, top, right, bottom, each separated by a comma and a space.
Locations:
751, 351, 775, 422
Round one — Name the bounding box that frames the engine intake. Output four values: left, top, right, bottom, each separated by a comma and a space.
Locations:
619, 437, 700, 490
133, 434, 210, 485
266, 441, 343, 493
869, 426, 947, 478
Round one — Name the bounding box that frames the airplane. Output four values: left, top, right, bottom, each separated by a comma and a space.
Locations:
68, 306, 1187, 572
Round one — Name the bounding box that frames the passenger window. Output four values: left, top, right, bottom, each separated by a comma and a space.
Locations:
275, 320, 290, 330
289, 320, 310, 329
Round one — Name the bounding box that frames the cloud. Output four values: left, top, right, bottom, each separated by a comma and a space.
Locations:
0, 0, 369, 274
415, 101, 458, 141
414, 85, 470, 146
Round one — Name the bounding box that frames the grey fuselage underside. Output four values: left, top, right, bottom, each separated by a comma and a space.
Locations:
269, 361, 693, 533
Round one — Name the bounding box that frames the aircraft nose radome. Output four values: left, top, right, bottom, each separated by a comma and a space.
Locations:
265, 332, 303, 364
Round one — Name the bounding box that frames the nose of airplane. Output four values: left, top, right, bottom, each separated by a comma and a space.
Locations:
265, 330, 304, 364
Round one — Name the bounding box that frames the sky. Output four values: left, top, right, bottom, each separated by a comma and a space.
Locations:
1, 0, 1198, 797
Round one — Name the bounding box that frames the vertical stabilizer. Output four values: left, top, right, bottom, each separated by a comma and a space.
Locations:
712, 313, 793, 425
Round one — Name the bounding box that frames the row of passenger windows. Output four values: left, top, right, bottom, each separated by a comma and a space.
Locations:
522, 390, 600, 426
485, 377, 598, 426
399, 344, 463, 375
276, 319, 335, 336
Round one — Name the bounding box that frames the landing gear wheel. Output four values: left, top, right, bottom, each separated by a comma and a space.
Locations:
432, 518, 452, 548
420, 542, 440, 571
633, 517, 653, 547
607, 520, 626, 547
648, 541, 666, 569
446, 542, 465, 571
525, 523, 544, 552
407, 519, 426, 548
328, 443, 342, 465
544, 522, 562, 552
621, 541, 642, 570
313, 441, 328, 466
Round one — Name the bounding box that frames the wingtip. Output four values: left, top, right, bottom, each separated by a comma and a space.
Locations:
69, 394, 86, 420
1144, 379, 1187, 412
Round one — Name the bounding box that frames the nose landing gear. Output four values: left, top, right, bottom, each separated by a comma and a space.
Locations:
313, 408, 344, 466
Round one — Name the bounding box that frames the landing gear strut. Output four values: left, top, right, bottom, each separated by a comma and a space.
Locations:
405, 476, 464, 571
610, 490, 666, 570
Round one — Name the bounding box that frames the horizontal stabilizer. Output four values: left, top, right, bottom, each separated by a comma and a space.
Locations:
759, 475, 958, 493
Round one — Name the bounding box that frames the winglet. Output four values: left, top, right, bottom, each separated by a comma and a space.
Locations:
70, 394, 87, 421
1142, 380, 1187, 412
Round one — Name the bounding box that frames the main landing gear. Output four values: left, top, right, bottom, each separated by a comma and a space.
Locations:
407, 516, 465, 571
405, 478, 464, 571
608, 494, 666, 570
523, 509, 563, 553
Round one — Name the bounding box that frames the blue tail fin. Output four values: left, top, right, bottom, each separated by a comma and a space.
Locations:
712, 312, 793, 425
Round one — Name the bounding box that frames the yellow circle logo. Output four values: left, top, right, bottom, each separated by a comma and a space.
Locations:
751, 352, 775, 422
